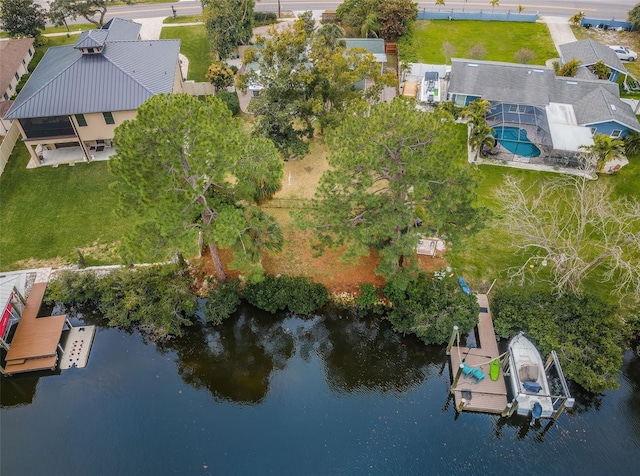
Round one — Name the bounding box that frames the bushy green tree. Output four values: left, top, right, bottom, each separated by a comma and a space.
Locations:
203, 0, 255, 59
48, 0, 118, 28
0, 0, 46, 38
206, 60, 235, 91
109, 94, 283, 282
238, 17, 396, 157
298, 99, 488, 281
337, 0, 417, 41
383, 273, 478, 345
629, 3, 640, 28
491, 287, 624, 393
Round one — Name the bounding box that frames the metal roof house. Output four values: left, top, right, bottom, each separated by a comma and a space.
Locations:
448, 58, 640, 172
5, 18, 183, 167
558, 39, 629, 83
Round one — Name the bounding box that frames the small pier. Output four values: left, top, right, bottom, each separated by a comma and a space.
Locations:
3, 282, 68, 375
448, 294, 509, 414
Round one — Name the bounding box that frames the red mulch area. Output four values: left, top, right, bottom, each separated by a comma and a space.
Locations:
192, 229, 449, 295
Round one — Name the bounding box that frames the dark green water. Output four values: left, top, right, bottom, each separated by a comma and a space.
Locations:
1, 305, 639, 475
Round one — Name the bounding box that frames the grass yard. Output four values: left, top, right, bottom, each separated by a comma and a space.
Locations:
160, 25, 211, 82
400, 20, 558, 65
0, 148, 133, 271
163, 15, 203, 24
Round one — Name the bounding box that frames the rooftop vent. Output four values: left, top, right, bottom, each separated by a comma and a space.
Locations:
467, 64, 478, 68
566, 81, 578, 85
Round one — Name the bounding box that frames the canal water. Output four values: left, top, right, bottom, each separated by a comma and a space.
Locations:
1, 305, 639, 475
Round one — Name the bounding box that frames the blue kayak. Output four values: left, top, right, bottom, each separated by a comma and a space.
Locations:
458, 277, 471, 295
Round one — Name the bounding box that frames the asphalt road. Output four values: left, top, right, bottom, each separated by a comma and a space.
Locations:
102, 1, 635, 23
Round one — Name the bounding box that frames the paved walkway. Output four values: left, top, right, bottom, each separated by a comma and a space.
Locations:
540, 16, 578, 52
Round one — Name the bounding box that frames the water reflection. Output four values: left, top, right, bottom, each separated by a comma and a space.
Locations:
300, 307, 438, 394
159, 305, 295, 405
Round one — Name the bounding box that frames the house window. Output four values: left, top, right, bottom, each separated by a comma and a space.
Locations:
508, 105, 518, 113
15, 72, 20, 81
611, 129, 622, 138
29, 48, 33, 57
590, 127, 597, 136
103, 112, 115, 125
3, 92, 8, 101
251, 90, 260, 98
75, 114, 87, 127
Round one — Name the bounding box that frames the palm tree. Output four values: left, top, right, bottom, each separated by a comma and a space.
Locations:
463, 99, 492, 126
360, 12, 380, 38
435, 0, 445, 12
490, 0, 499, 13
469, 123, 496, 159
316, 23, 346, 48
624, 130, 640, 156
581, 133, 625, 172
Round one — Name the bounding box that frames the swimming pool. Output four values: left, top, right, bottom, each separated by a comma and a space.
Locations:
493, 126, 541, 158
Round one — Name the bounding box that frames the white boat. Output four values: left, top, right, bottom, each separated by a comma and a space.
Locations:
508, 332, 554, 418
419, 72, 440, 103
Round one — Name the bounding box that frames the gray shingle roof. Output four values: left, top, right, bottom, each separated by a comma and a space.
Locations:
6, 19, 179, 120
448, 58, 639, 131
559, 39, 628, 74
573, 88, 640, 131
448, 59, 556, 105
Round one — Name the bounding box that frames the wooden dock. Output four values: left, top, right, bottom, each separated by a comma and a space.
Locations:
449, 294, 509, 414
4, 282, 67, 375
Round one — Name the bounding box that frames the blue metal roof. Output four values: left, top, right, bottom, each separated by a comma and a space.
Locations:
6, 19, 178, 120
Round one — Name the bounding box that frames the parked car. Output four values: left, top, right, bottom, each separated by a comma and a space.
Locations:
609, 45, 638, 61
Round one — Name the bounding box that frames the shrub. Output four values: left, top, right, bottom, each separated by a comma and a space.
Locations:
243, 275, 329, 314
46, 263, 197, 340
45, 270, 101, 304
514, 48, 535, 64
491, 287, 624, 393
206, 60, 235, 90
383, 273, 478, 345
254, 11, 278, 26
467, 44, 487, 60
217, 90, 240, 115
355, 283, 387, 316
204, 279, 241, 325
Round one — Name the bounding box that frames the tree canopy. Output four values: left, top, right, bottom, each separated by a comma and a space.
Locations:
48, 0, 118, 28
628, 3, 640, 29
491, 287, 624, 393
237, 17, 397, 158
297, 99, 488, 282
494, 173, 640, 299
202, 0, 254, 59
336, 0, 418, 41
109, 94, 284, 282
0, 0, 46, 38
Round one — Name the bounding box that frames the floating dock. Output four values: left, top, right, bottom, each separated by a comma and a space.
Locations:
448, 294, 509, 414
59, 325, 96, 370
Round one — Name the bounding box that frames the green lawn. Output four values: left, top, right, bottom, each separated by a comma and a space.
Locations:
400, 20, 558, 65
0, 148, 133, 270
163, 15, 203, 24
160, 25, 211, 82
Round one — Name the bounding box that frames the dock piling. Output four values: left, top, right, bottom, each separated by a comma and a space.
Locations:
451, 363, 464, 393
446, 326, 458, 355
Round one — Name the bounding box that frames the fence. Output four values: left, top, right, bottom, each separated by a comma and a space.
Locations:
581, 18, 635, 31
418, 11, 537, 23
0, 122, 20, 177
